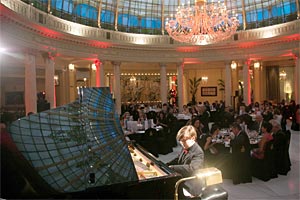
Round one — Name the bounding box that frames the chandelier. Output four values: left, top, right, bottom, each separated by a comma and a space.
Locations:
165, 0, 239, 45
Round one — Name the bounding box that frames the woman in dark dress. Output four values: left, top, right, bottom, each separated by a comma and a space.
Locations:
203, 125, 219, 166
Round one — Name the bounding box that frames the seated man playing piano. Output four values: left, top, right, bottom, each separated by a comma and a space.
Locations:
168, 125, 204, 198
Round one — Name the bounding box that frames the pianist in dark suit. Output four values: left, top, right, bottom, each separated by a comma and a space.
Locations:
168, 125, 204, 197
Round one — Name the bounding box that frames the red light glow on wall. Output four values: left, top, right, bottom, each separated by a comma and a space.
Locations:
238, 42, 258, 49
281, 34, 300, 41
176, 46, 200, 52
34, 26, 63, 38
281, 52, 298, 60
183, 58, 202, 64
89, 41, 112, 49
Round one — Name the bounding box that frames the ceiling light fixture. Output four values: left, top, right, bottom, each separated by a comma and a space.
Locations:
165, 0, 239, 45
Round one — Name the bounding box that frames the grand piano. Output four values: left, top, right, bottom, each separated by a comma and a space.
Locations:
2, 87, 181, 199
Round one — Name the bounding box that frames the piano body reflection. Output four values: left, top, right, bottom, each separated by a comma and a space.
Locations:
4, 87, 181, 199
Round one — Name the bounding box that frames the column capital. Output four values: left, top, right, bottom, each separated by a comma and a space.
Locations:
176, 62, 184, 68
95, 59, 106, 65
243, 59, 252, 66
292, 51, 299, 60
159, 63, 166, 68
224, 60, 232, 65
111, 61, 121, 66
42, 51, 57, 61
24, 48, 39, 56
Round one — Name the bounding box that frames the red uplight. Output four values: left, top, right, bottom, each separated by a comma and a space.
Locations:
176, 46, 199, 52
238, 42, 258, 49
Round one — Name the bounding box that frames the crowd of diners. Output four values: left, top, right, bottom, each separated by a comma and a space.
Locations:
0, 98, 299, 185
120, 99, 299, 184
120, 99, 300, 133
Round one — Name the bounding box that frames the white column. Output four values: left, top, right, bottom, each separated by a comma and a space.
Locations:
59, 67, 68, 105
243, 60, 251, 105
225, 62, 232, 107
44, 53, 56, 108
183, 73, 188, 106
99, 61, 105, 87
90, 63, 97, 87
68, 64, 76, 102
294, 54, 300, 104
177, 62, 184, 112
95, 60, 105, 87
231, 63, 239, 112
113, 61, 121, 115
24, 52, 37, 114
253, 62, 262, 103
95, 60, 100, 87
160, 63, 167, 104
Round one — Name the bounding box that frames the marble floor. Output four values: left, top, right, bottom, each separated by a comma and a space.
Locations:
158, 129, 300, 200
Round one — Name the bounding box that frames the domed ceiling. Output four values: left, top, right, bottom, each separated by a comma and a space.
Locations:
32, 0, 298, 35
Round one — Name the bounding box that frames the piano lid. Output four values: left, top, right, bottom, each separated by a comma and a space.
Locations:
9, 87, 138, 193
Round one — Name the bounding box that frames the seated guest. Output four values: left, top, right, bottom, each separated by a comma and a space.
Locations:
269, 119, 291, 175
238, 105, 247, 115
198, 105, 210, 133
251, 122, 273, 160
203, 125, 220, 165
181, 105, 191, 115
239, 114, 254, 132
253, 102, 261, 114
225, 122, 252, 185
156, 111, 168, 129
130, 105, 139, 121
168, 125, 204, 197
120, 111, 131, 129
204, 125, 232, 178
137, 110, 147, 124
262, 105, 273, 122
273, 108, 283, 126
191, 117, 204, 142
250, 113, 264, 134
217, 107, 234, 128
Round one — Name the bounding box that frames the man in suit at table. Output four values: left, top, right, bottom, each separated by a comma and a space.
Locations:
168, 125, 204, 198
251, 113, 264, 134
226, 122, 252, 185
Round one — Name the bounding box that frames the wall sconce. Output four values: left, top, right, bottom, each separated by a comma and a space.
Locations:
254, 62, 260, 69
91, 63, 97, 71
231, 61, 237, 70
174, 167, 224, 200
68, 63, 75, 71
130, 75, 136, 82
54, 75, 59, 86
279, 70, 287, 80
201, 76, 208, 84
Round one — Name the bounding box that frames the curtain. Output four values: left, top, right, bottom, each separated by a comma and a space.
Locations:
266, 66, 280, 103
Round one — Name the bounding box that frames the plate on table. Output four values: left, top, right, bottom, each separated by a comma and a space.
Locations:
216, 139, 223, 143
135, 130, 145, 134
